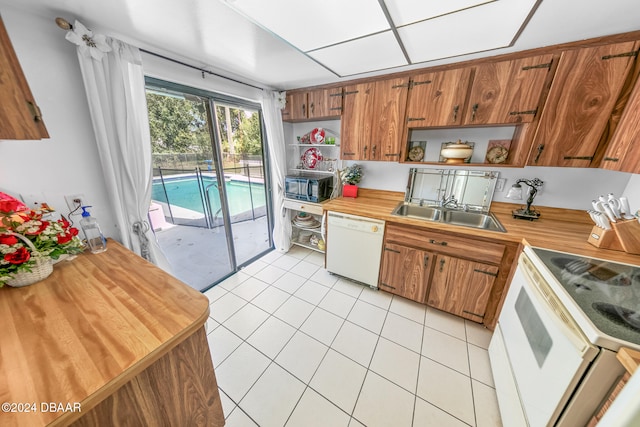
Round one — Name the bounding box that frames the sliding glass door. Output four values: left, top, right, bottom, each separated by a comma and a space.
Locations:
145, 78, 273, 291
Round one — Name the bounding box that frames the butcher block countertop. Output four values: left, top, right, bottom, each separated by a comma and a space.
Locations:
0, 240, 214, 426
323, 189, 640, 265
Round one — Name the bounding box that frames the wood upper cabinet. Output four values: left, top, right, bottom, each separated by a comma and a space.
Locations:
427, 255, 499, 323
282, 88, 342, 121
528, 41, 640, 167
464, 54, 554, 125
340, 81, 374, 160
405, 67, 472, 127
308, 88, 343, 119
0, 16, 48, 140
378, 243, 432, 303
600, 71, 640, 173
341, 77, 409, 161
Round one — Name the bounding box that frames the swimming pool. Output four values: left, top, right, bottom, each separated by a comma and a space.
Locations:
152, 176, 266, 216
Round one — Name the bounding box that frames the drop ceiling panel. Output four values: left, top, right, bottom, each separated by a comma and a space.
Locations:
308, 31, 408, 76
399, 0, 538, 63
384, 0, 494, 27
222, 0, 390, 52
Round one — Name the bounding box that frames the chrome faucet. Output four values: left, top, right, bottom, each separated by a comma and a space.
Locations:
440, 195, 458, 209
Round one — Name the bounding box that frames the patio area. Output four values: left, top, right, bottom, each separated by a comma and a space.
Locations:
153, 213, 272, 292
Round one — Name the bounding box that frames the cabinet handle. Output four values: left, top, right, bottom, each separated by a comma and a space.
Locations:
602, 51, 639, 60
509, 109, 537, 116
429, 239, 448, 246
603, 157, 619, 162
27, 101, 43, 122
343, 152, 356, 156
310, 102, 315, 115
423, 254, 429, 267
363, 145, 368, 157
471, 103, 478, 122
452, 105, 459, 123
372, 145, 377, 158
439, 259, 445, 272
534, 144, 544, 163
380, 283, 397, 290
563, 156, 593, 161
407, 117, 426, 122
473, 269, 498, 277
302, 104, 306, 116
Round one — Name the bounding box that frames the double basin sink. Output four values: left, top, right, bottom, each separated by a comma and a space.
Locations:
391, 202, 506, 233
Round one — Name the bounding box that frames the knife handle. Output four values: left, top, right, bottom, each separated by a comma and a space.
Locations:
602, 203, 617, 223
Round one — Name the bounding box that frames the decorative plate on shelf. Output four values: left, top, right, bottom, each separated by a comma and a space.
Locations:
301, 147, 323, 169
408, 146, 425, 161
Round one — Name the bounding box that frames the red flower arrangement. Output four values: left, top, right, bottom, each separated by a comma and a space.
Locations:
0, 195, 85, 287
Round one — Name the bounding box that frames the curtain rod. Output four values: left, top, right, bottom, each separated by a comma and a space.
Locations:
139, 49, 265, 92
55, 17, 265, 92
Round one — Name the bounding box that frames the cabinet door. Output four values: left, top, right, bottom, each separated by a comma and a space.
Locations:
370, 78, 409, 161
465, 54, 554, 125
340, 82, 374, 160
529, 41, 640, 167
427, 255, 498, 323
308, 88, 343, 119
406, 67, 472, 127
379, 243, 432, 303
282, 92, 308, 121
0, 17, 48, 139
601, 71, 640, 173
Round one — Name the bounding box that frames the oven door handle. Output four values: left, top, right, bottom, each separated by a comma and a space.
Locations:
519, 255, 594, 356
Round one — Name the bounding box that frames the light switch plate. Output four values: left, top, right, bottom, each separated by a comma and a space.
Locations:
496, 178, 506, 192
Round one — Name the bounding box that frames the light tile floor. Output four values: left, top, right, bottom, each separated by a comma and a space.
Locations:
204, 246, 502, 427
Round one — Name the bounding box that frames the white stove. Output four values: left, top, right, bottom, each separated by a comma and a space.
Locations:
489, 245, 640, 427
529, 246, 640, 351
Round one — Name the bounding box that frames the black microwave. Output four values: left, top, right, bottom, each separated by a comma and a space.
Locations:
285, 174, 333, 203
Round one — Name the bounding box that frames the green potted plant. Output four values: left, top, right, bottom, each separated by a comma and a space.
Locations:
340, 163, 363, 198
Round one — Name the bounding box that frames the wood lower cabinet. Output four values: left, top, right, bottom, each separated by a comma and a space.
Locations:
427, 255, 499, 323
0, 16, 48, 140
379, 243, 432, 303
529, 41, 640, 167
341, 77, 409, 161
380, 222, 516, 327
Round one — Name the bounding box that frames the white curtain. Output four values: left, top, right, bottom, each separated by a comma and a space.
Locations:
71, 35, 171, 271
261, 90, 291, 252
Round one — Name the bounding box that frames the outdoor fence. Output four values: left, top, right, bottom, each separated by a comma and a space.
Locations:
152, 164, 267, 230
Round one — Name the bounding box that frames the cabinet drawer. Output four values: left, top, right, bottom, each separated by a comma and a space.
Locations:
283, 199, 324, 216
385, 223, 505, 264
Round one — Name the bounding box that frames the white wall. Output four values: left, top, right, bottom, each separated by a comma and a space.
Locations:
0, 6, 266, 241
0, 7, 115, 235
285, 122, 637, 211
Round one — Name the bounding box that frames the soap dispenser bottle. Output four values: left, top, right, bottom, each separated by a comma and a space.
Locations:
79, 206, 107, 253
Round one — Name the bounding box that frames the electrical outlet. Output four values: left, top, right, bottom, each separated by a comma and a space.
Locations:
496, 178, 506, 192
64, 194, 86, 212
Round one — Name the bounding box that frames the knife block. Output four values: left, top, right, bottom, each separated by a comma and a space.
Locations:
611, 219, 640, 255
587, 226, 624, 251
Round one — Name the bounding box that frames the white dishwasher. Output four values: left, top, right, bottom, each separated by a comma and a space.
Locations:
326, 212, 385, 288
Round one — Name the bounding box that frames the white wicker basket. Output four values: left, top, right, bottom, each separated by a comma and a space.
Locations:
5, 232, 53, 287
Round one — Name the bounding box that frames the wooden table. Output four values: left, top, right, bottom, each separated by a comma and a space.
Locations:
0, 240, 224, 426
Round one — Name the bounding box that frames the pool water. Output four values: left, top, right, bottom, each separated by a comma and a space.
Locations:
152, 177, 266, 216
